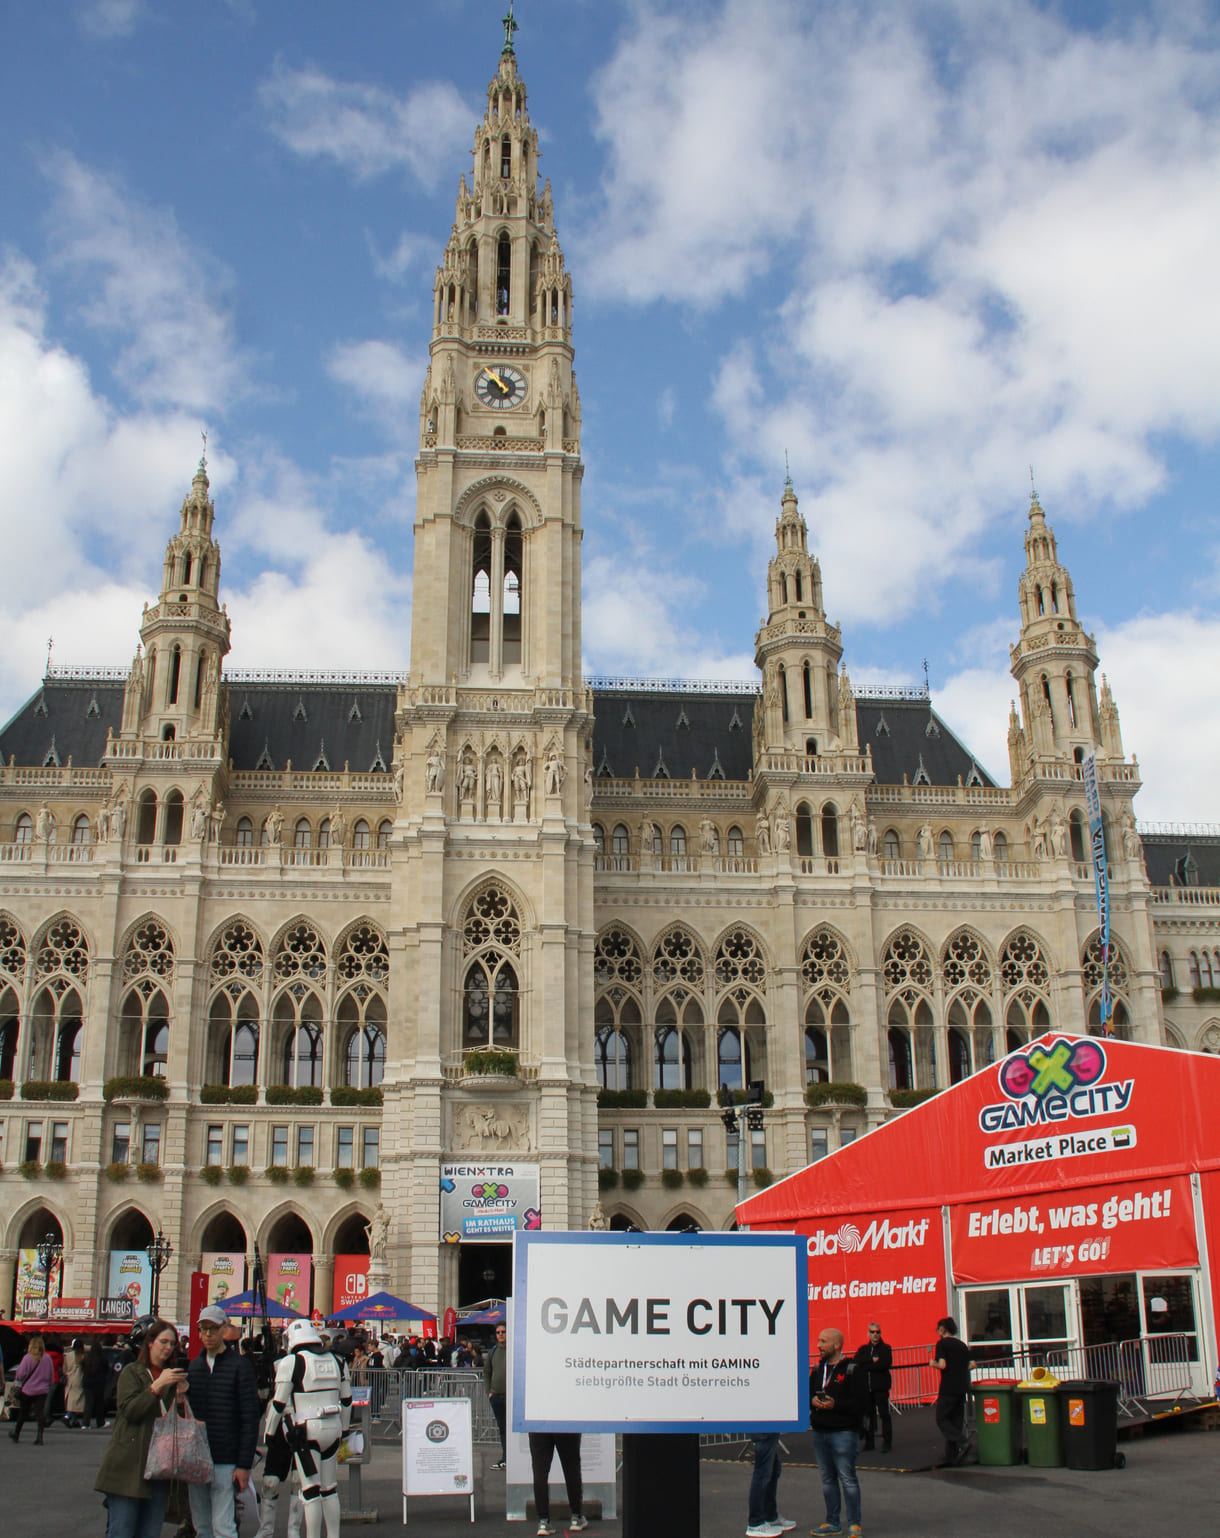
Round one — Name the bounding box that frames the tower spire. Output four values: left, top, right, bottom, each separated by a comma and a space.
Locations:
502, 1, 519, 54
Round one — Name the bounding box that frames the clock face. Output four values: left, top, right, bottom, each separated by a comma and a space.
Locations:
474, 364, 527, 409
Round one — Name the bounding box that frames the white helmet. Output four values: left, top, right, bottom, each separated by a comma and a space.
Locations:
284, 1318, 322, 1350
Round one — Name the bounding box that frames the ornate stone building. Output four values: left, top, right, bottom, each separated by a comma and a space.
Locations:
0, 32, 1213, 1321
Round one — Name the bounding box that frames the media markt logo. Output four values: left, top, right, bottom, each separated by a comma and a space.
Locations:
807, 1216, 930, 1256
979, 1038, 1134, 1133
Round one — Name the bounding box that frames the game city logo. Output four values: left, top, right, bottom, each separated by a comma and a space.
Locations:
978, 1037, 1134, 1132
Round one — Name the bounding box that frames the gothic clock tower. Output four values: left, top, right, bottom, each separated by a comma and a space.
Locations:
384, 18, 597, 1307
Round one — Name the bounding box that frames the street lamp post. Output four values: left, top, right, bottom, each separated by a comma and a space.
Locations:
721, 1081, 767, 1208
146, 1229, 174, 1317
35, 1230, 62, 1316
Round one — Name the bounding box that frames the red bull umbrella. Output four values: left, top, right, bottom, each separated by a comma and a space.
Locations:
326, 1290, 436, 1324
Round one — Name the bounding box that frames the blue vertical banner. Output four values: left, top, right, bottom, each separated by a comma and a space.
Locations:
1082, 752, 1112, 1032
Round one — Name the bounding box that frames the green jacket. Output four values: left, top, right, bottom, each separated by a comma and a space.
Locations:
93, 1362, 176, 1500
483, 1342, 507, 1396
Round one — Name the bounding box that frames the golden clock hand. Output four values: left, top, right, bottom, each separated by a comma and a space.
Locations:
486, 369, 508, 392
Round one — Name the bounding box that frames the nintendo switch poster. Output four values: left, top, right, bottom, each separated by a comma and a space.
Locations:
107, 1250, 153, 1315
334, 1253, 371, 1312
201, 1251, 247, 1306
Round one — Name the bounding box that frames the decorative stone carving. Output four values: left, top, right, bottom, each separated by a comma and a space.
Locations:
544, 746, 565, 796
365, 1206, 389, 1264
588, 1202, 608, 1231
485, 754, 503, 817
917, 823, 934, 860
850, 802, 866, 852
425, 744, 445, 794
772, 801, 791, 853
456, 1102, 529, 1149
755, 811, 771, 855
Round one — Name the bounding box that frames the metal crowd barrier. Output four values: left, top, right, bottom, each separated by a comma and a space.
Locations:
356, 1367, 501, 1444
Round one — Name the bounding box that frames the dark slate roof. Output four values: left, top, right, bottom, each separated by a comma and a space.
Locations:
0, 681, 123, 768
1141, 835, 1220, 888
591, 689, 756, 782
589, 688, 995, 788
227, 686, 397, 773
855, 698, 997, 788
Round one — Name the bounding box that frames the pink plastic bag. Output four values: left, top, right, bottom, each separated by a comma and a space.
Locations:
144, 1401, 215, 1485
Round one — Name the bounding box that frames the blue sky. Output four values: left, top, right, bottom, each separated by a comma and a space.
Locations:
2, 0, 1219, 819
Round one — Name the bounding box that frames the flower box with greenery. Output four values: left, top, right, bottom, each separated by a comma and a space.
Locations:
621, 1168, 644, 1191
1193, 986, 1220, 1003
105, 1162, 130, 1183
1161, 986, 1180, 1003
333, 1167, 355, 1189
716, 1086, 775, 1108
597, 1168, 620, 1191
461, 1048, 519, 1079
889, 1088, 939, 1109
653, 1088, 712, 1109
226, 1165, 249, 1185
359, 1167, 381, 1190
103, 1075, 169, 1103
44, 1160, 68, 1180
805, 1080, 867, 1108
723, 1168, 739, 1184
752, 1167, 773, 1188
19, 1158, 42, 1179
330, 1086, 383, 1107
597, 1088, 648, 1109
0, 1079, 13, 1100
200, 1165, 223, 1186
687, 1167, 709, 1187
293, 1166, 315, 1187
20, 1081, 79, 1101
137, 1162, 163, 1183
660, 1168, 684, 1189
201, 1083, 259, 1105
266, 1085, 324, 1106
266, 1165, 290, 1184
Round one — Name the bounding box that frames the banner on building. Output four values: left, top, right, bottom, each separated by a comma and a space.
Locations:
440, 1162, 541, 1242
334, 1254, 371, 1312
108, 1251, 153, 1316
201, 1251, 247, 1306
267, 1253, 312, 1314
14, 1248, 63, 1320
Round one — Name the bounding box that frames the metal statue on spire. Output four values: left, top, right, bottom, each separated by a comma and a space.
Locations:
784, 449, 793, 492
200, 427, 208, 472
502, 0, 518, 53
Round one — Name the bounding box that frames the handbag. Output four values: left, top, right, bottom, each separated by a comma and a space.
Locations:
144, 1400, 215, 1485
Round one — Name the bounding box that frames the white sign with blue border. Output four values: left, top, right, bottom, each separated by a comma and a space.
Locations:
512, 1230, 808, 1433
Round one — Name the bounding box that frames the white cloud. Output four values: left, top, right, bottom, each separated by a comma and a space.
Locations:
370, 230, 428, 283
44, 154, 249, 414
328, 339, 426, 437
582, 3, 1220, 633
77, 0, 145, 39
259, 61, 473, 188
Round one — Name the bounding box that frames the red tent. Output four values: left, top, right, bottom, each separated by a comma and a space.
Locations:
738, 1034, 1219, 1399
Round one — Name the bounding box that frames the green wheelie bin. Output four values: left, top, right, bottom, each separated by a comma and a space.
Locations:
1017, 1373, 1063, 1467
974, 1380, 1021, 1466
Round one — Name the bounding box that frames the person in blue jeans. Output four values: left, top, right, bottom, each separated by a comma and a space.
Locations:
744, 1432, 796, 1537
808, 1327, 868, 1538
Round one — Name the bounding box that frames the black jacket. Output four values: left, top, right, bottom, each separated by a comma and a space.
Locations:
856, 1338, 892, 1392
187, 1344, 260, 1471
809, 1353, 869, 1433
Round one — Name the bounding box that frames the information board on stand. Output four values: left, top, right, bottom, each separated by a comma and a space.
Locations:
402, 1397, 474, 1525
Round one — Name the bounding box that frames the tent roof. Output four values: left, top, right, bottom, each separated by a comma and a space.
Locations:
738, 1034, 1220, 1227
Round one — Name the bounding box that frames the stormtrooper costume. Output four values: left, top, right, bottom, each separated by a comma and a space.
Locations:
264, 1319, 352, 1538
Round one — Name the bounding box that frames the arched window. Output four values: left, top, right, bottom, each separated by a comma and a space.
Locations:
669, 825, 687, 858
496, 233, 511, 316
500, 134, 511, 179
993, 830, 1009, 865
727, 825, 744, 857
71, 814, 91, 845
821, 803, 839, 859
462, 886, 522, 1050
803, 660, 814, 719
471, 512, 492, 663
1159, 952, 1175, 990
947, 1029, 971, 1084
121, 986, 170, 1077
163, 790, 184, 846
1001, 930, 1052, 1038
778, 664, 789, 724
167, 644, 181, 705
595, 1027, 631, 1090
276, 989, 324, 1088
14, 813, 33, 844
28, 979, 85, 1083
592, 823, 605, 854
376, 820, 393, 850
1065, 670, 1078, 727
795, 803, 814, 857
294, 818, 311, 849
317, 818, 331, 849
1189, 951, 1201, 988
137, 790, 157, 845
970, 830, 982, 860
882, 828, 900, 860
1203, 952, 1215, 989
352, 820, 371, 850
339, 990, 387, 1088
888, 1027, 913, 1090
938, 830, 954, 862
611, 824, 629, 857
654, 1025, 692, 1090
235, 817, 253, 847
1069, 810, 1086, 863
503, 514, 523, 664
0, 985, 18, 1081
717, 1026, 747, 1090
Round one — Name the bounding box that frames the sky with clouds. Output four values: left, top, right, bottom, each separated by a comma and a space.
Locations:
1, 0, 1218, 820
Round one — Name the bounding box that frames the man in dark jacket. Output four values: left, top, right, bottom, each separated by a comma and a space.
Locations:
809, 1327, 868, 1538
857, 1322, 893, 1452
932, 1316, 973, 1466
483, 1322, 508, 1469
187, 1303, 261, 1538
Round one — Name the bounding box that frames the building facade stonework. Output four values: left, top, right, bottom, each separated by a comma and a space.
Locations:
0, 36, 1214, 1321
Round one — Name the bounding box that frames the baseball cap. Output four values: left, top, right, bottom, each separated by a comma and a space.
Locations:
197, 1304, 227, 1328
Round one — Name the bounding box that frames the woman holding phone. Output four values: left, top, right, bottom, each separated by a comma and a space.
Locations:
94, 1316, 188, 1538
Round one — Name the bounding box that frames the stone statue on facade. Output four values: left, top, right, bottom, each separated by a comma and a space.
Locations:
772, 804, 791, 852
485, 756, 503, 815
458, 753, 477, 804
209, 798, 226, 844
425, 747, 445, 794
639, 816, 655, 858
866, 818, 878, 855
190, 791, 209, 841
978, 824, 994, 861
393, 758, 406, 802
96, 801, 111, 844
755, 811, 771, 855
1050, 809, 1068, 858
111, 791, 127, 842
511, 753, 531, 810
1121, 812, 1143, 861
35, 803, 52, 843
699, 817, 718, 855
199, 652, 220, 729
267, 805, 284, 845
330, 804, 348, 849
916, 823, 934, 860
544, 747, 565, 796
365, 1206, 389, 1265
588, 1202, 608, 1231
850, 802, 866, 852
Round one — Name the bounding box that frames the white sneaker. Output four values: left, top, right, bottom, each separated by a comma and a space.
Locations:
774, 1522, 798, 1533
746, 1525, 785, 1537
569, 1518, 589, 1533
538, 1521, 555, 1536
